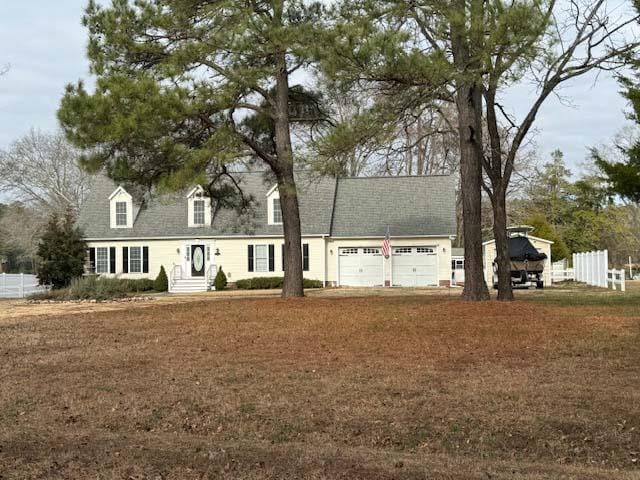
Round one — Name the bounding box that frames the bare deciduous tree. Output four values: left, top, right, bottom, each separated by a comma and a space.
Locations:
482, 0, 640, 299
0, 129, 92, 213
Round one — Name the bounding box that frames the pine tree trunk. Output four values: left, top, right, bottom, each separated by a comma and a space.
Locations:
277, 167, 304, 298
274, 51, 304, 298
457, 84, 490, 301
491, 184, 514, 300
451, 0, 490, 301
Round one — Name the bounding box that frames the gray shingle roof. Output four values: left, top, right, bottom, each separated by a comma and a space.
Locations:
330, 176, 457, 237
79, 172, 456, 239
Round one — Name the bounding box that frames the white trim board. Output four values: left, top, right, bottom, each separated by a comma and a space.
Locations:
85, 234, 329, 241
482, 235, 554, 245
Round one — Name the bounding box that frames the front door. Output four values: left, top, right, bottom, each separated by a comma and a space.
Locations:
191, 244, 205, 277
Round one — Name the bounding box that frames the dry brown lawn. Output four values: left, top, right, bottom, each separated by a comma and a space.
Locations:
1, 293, 639, 479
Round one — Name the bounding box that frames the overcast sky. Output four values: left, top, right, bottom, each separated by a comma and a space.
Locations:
0, 1, 634, 175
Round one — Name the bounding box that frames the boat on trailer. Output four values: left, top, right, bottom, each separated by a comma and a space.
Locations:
492, 226, 548, 290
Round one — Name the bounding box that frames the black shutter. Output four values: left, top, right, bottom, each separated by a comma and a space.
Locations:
281, 244, 285, 271
89, 248, 96, 274
142, 247, 149, 273
109, 247, 116, 274
122, 247, 129, 274
303, 244, 309, 272
268, 244, 275, 272
248, 245, 254, 272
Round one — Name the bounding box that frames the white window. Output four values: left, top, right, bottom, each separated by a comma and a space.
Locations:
272, 198, 283, 224
417, 247, 435, 254
393, 247, 412, 255
96, 247, 109, 274
363, 248, 381, 255
339, 248, 358, 255
115, 202, 127, 226
110, 187, 133, 229
129, 247, 142, 273
193, 200, 205, 225
255, 244, 268, 272
452, 259, 464, 270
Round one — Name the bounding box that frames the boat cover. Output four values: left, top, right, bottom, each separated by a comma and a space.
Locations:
508, 236, 548, 262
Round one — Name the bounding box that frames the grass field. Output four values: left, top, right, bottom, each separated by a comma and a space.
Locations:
1, 286, 639, 479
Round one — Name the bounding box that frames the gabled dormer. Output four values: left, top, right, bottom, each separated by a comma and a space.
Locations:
266, 184, 283, 225
109, 186, 133, 229
187, 185, 212, 228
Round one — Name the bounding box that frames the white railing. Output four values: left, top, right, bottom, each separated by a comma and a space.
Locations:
608, 269, 626, 292
0, 273, 50, 299
169, 264, 183, 291
206, 264, 217, 290
551, 268, 575, 282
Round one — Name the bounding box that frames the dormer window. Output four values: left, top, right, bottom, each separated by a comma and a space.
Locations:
115, 202, 127, 226
187, 186, 211, 228
266, 185, 283, 225
109, 186, 133, 229
193, 200, 205, 225
272, 198, 283, 224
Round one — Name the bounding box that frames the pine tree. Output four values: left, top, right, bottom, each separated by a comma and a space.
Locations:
59, 0, 327, 298
214, 267, 228, 291
37, 211, 87, 289
322, 0, 639, 300
154, 265, 168, 292
595, 77, 640, 204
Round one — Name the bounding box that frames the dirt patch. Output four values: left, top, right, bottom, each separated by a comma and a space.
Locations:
1, 295, 639, 479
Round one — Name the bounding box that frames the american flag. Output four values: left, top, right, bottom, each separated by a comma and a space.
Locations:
382, 226, 391, 258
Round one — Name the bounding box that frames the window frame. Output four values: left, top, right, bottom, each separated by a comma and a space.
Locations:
115, 201, 127, 227
254, 244, 269, 273
193, 199, 205, 226
129, 246, 143, 273
452, 259, 464, 270
96, 247, 109, 274
272, 198, 283, 224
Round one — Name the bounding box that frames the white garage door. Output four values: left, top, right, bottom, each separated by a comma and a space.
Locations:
339, 247, 384, 286
392, 247, 438, 287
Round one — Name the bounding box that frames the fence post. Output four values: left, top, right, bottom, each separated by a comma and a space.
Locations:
610, 270, 616, 291
620, 269, 626, 292
603, 250, 609, 288
20, 273, 24, 298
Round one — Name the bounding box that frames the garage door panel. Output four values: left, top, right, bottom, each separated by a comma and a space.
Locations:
339, 248, 383, 286
392, 247, 438, 287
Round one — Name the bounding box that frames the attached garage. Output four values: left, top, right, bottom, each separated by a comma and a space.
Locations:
392, 246, 438, 287
338, 247, 384, 286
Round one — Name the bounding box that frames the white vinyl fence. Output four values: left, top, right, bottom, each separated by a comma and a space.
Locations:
0, 273, 50, 299
572, 250, 625, 292
551, 266, 575, 283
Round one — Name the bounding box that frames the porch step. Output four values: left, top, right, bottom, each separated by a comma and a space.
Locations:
170, 278, 212, 293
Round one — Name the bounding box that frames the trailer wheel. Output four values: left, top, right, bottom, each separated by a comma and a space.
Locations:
536, 280, 544, 289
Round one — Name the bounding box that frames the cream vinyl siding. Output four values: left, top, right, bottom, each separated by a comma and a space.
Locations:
325, 237, 452, 286
87, 240, 183, 279
483, 236, 553, 286
87, 237, 326, 283
214, 237, 325, 283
